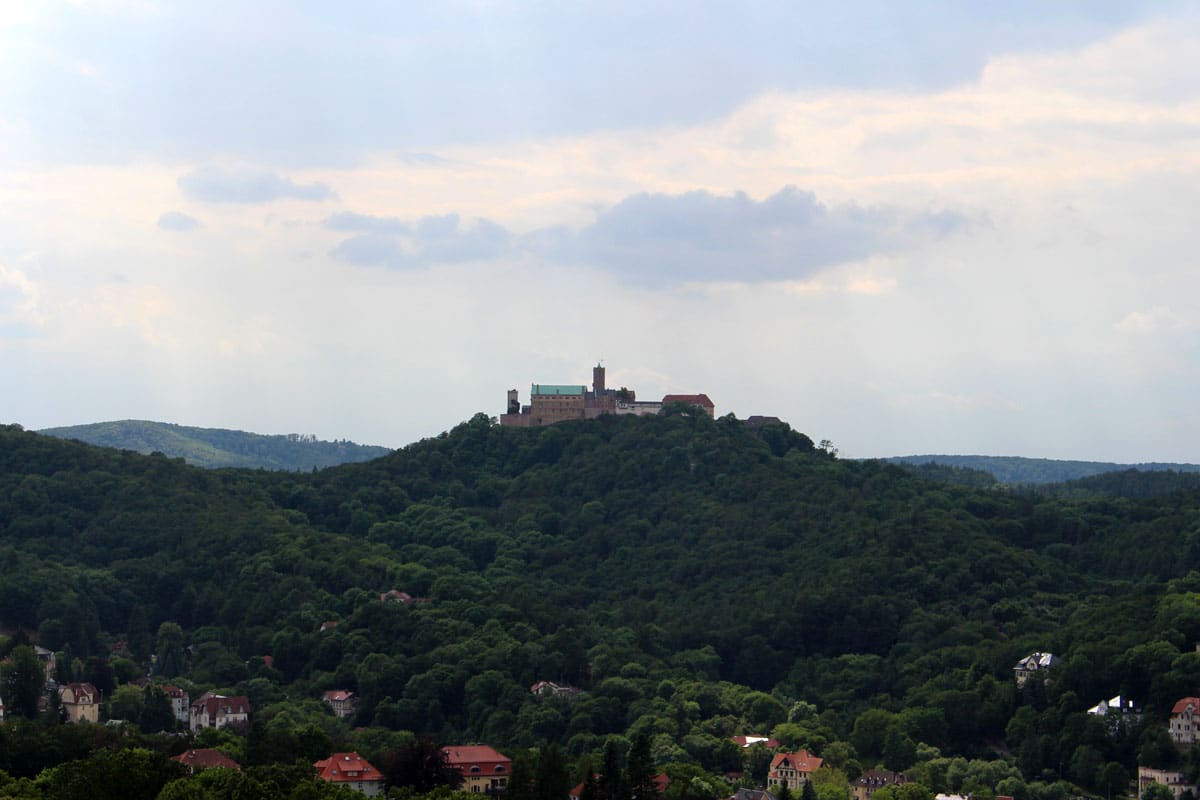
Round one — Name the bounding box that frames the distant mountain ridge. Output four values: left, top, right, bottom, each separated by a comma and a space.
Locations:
882, 453, 1200, 484
37, 419, 391, 470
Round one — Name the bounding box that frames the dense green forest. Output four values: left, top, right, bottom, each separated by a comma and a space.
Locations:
37, 420, 391, 470
883, 454, 1200, 485
4, 414, 1200, 799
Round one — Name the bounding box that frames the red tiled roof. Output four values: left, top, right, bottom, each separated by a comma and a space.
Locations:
173, 749, 242, 772
662, 394, 715, 408
324, 690, 355, 702
192, 692, 250, 716
442, 745, 512, 769
770, 750, 823, 773
1173, 697, 1200, 714
162, 685, 187, 699
314, 752, 383, 784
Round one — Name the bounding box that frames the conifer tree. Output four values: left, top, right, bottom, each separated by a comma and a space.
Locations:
627, 734, 659, 800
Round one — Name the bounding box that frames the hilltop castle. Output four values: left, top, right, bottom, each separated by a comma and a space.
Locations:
500, 364, 714, 428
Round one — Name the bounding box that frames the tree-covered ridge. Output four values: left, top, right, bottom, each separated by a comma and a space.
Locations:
36, 419, 392, 470
882, 454, 1200, 485
3, 417, 1200, 799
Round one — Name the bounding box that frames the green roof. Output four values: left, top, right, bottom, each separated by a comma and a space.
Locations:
531, 384, 585, 396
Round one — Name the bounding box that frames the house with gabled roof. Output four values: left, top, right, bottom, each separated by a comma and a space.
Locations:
59, 682, 99, 723
379, 589, 428, 605
173, 748, 242, 774
767, 750, 823, 792
314, 752, 385, 797
189, 691, 249, 732
162, 685, 190, 724
323, 690, 358, 719
530, 680, 582, 699
1013, 652, 1059, 687
1171, 697, 1200, 747
442, 745, 512, 794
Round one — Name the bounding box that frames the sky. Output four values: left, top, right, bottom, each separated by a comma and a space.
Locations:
2, 1, 1199, 461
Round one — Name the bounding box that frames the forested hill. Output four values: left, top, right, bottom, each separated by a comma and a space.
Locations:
4, 414, 1200, 798
37, 419, 392, 469
883, 453, 1200, 484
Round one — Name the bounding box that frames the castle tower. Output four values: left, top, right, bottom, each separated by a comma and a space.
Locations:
593, 363, 606, 395
507, 389, 519, 415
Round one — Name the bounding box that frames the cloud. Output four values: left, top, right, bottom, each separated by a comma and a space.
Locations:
324, 212, 410, 235
1115, 306, 1198, 333
564, 186, 967, 284
329, 214, 511, 268
327, 186, 967, 285
397, 152, 452, 167
157, 211, 200, 232
178, 166, 334, 204
0, 264, 43, 331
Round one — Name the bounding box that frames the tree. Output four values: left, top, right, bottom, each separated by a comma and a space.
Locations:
598, 739, 627, 800
141, 684, 177, 732
155, 622, 186, 679
1144, 784, 1174, 800
535, 745, 572, 800
628, 735, 660, 800
38, 748, 184, 800
379, 736, 461, 793
0, 646, 44, 720
108, 684, 145, 723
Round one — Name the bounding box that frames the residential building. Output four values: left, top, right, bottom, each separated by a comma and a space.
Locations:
1171, 698, 1200, 747
731, 791, 776, 800
189, 692, 250, 732
173, 749, 242, 774
442, 745, 512, 794
59, 682, 99, 723
767, 750, 823, 792
1088, 694, 1141, 733
854, 770, 910, 800
35, 646, 56, 684
323, 690, 358, 719
1139, 767, 1197, 800
314, 752, 385, 797
529, 680, 582, 699
1013, 652, 1059, 687
731, 735, 780, 749
162, 685, 190, 725
380, 590, 428, 605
